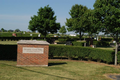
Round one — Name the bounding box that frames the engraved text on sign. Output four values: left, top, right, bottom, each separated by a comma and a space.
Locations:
23, 47, 44, 54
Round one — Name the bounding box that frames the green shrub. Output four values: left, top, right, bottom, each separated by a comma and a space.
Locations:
93, 41, 110, 47
88, 48, 114, 63
117, 51, 120, 64
58, 38, 67, 42
72, 41, 85, 46
0, 44, 117, 64
49, 45, 115, 63
66, 37, 77, 41
0, 45, 17, 60
57, 38, 67, 44
101, 38, 113, 42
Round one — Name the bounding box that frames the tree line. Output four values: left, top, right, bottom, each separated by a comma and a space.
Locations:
28, 0, 120, 65
0, 28, 21, 32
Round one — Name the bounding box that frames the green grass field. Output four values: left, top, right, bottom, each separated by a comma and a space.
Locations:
0, 60, 120, 80
96, 47, 115, 51
0, 41, 17, 45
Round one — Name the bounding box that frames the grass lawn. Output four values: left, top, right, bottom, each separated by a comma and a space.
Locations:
96, 47, 115, 51
0, 41, 17, 45
0, 60, 120, 80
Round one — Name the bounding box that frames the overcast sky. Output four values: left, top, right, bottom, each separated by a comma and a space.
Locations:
0, 0, 96, 34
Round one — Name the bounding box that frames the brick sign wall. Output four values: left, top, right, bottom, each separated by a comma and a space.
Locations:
17, 40, 49, 66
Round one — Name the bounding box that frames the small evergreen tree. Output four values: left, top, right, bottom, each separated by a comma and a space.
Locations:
59, 26, 67, 35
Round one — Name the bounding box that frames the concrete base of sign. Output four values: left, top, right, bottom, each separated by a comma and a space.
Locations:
17, 40, 49, 67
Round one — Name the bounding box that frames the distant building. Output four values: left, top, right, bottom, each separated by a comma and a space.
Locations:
69, 34, 76, 36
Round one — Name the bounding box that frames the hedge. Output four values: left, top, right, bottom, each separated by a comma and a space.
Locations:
72, 41, 85, 46
93, 41, 110, 47
101, 38, 113, 42
0, 44, 17, 60
88, 48, 114, 63
0, 44, 120, 64
49, 45, 115, 64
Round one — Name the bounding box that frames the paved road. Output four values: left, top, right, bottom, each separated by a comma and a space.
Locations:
108, 75, 120, 80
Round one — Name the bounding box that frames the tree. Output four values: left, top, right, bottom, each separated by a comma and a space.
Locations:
66, 4, 88, 40
94, 0, 120, 65
59, 26, 67, 35
28, 5, 60, 39
1, 28, 4, 32
8, 29, 14, 32
15, 29, 20, 32
81, 9, 99, 38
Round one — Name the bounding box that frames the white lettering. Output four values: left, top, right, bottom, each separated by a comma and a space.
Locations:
23, 47, 44, 54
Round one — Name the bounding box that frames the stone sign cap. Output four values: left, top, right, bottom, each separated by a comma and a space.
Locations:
17, 40, 50, 45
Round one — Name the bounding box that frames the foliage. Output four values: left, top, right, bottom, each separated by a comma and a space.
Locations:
101, 38, 113, 42
0, 43, 120, 64
93, 0, 120, 65
1, 28, 5, 32
49, 45, 115, 63
28, 5, 60, 38
66, 4, 88, 40
81, 9, 99, 36
88, 48, 114, 63
0, 32, 39, 37
93, 0, 120, 38
0, 45, 17, 60
15, 29, 20, 32
57, 38, 67, 44
117, 52, 120, 64
72, 41, 85, 46
93, 41, 110, 47
59, 26, 67, 35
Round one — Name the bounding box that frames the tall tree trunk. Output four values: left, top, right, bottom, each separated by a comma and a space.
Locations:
44, 30, 47, 40
115, 42, 118, 65
44, 33, 46, 40
79, 30, 82, 41
115, 33, 118, 65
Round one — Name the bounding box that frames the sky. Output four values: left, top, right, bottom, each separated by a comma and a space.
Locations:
0, 0, 96, 34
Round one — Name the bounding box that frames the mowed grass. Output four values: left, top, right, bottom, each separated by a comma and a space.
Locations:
0, 41, 17, 45
0, 60, 120, 80
96, 47, 115, 51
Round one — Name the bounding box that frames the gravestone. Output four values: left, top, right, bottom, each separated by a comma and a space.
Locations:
85, 38, 93, 46
113, 40, 116, 43
30, 34, 32, 36
84, 43, 86, 47
38, 34, 41, 37
54, 35, 57, 37
23, 32, 25, 34
110, 43, 115, 47
66, 41, 73, 45
17, 40, 49, 66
